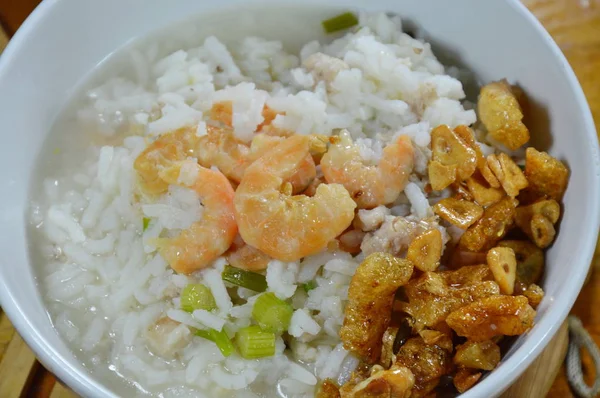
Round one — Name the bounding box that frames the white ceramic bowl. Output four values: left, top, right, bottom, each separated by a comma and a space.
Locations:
0, 0, 598, 397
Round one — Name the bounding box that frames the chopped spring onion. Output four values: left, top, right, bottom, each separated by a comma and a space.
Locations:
322, 12, 359, 34
222, 265, 267, 292
303, 281, 317, 293
252, 292, 293, 334
235, 325, 276, 359
142, 217, 151, 231
518, 164, 525, 171
181, 284, 217, 312
195, 329, 212, 341
195, 328, 235, 357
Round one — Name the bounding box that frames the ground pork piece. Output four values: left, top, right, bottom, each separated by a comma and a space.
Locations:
145, 317, 192, 359
354, 205, 392, 232
303, 52, 349, 88
340, 253, 413, 363
338, 229, 367, 254
410, 83, 438, 117
360, 216, 446, 257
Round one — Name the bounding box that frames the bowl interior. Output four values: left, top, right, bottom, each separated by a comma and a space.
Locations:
0, 0, 598, 397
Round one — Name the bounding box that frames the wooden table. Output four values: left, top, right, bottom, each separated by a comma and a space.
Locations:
0, 0, 599, 397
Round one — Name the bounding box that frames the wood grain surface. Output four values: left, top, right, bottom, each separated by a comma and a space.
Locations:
0, 25, 7, 53
502, 322, 570, 398
0, 0, 599, 397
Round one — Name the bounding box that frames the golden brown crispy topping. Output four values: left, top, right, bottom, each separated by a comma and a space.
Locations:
406, 229, 443, 272
530, 214, 557, 248
433, 197, 484, 229
515, 199, 560, 248
317, 379, 341, 398
478, 80, 530, 150
465, 173, 505, 207
380, 326, 399, 368
487, 153, 529, 197
453, 182, 475, 201
341, 253, 413, 363
453, 340, 501, 371
453, 368, 483, 393
454, 125, 482, 154
418, 329, 453, 352
430, 125, 478, 182
448, 249, 488, 269
497, 240, 545, 285
521, 283, 545, 309
428, 160, 458, 191
439, 264, 494, 285
487, 247, 517, 295
446, 295, 535, 341
480, 160, 502, 188
516, 199, 561, 225
339, 366, 415, 398
459, 197, 518, 252
523, 147, 569, 201
398, 266, 499, 330
395, 337, 451, 397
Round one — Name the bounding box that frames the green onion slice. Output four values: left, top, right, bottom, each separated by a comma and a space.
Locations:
195, 328, 235, 357
222, 265, 267, 292
303, 281, 317, 293
252, 292, 293, 334
181, 284, 217, 312
322, 12, 359, 34
235, 325, 276, 359
143, 217, 151, 231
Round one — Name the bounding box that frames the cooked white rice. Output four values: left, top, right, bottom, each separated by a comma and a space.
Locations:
31, 10, 482, 397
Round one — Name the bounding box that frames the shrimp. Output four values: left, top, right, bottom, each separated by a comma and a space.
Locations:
133, 126, 201, 196
321, 130, 415, 209
250, 134, 320, 194
154, 162, 237, 274
197, 128, 317, 194
226, 242, 272, 272
210, 101, 281, 133
196, 125, 255, 183
234, 135, 357, 261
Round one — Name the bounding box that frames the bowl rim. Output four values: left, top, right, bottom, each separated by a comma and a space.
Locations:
0, 0, 598, 397
0, 2, 118, 396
